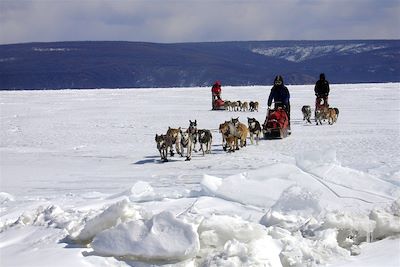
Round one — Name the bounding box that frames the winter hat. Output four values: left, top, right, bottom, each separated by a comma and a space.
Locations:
274, 75, 283, 86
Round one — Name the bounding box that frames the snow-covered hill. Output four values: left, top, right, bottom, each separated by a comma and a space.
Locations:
0, 83, 399, 266
251, 43, 387, 62
1, 40, 399, 89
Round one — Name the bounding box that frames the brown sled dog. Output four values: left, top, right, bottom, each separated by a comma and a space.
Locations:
327, 108, 338, 124
166, 127, 182, 156
230, 117, 249, 148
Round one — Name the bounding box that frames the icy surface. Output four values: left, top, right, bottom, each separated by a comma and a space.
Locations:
0, 83, 399, 266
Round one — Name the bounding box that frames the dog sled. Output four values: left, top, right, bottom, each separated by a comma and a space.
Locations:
262, 105, 289, 139
211, 81, 225, 110
212, 98, 225, 110
315, 96, 328, 119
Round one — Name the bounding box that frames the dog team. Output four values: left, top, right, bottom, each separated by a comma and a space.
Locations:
155, 116, 263, 162
156, 104, 340, 162
301, 105, 339, 125
223, 100, 259, 112
155, 120, 212, 162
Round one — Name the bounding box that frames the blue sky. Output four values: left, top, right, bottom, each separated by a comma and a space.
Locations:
0, 0, 399, 44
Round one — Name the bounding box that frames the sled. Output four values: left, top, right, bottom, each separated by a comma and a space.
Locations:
262, 107, 289, 139
315, 96, 329, 121
212, 98, 225, 110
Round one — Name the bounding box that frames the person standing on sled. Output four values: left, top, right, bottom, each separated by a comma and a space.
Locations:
267, 75, 291, 132
211, 81, 222, 110
314, 73, 330, 109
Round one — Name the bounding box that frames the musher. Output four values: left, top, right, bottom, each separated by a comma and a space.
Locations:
267, 75, 291, 133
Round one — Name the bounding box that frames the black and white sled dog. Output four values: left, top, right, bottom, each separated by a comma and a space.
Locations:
155, 134, 173, 162
184, 120, 199, 161
249, 101, 259, 112
180, 129, 190, 151
247, 117, 261, 145
188, 120, 198, 152
301, 105, 312, 123
198, 129, 212, 155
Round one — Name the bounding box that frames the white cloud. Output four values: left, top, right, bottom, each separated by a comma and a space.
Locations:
0, 0, 399, 44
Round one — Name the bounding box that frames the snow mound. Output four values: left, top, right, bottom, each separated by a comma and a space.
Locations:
260, 185, 321, 231
9, 205, 72, 230
277, 227, 350, 266
91, 211, 199, 263
107, 181, 156, 202
0, 192, 15, 204
369, 198, 400, 240
73, 199, 142, 243
320, 211, 375, 251
197, 214, 282, 266
200, 166, 296, 207
270, 185, 322, 216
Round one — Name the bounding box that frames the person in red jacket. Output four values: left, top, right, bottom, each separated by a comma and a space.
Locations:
211, 81, 222, 100
211, 81, 222, 110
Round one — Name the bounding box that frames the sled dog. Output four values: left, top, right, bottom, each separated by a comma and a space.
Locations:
230, 117, 240, 127
333, 107, 339, 118
327, 108, 337, 124
249, 101, 259, 112
225, 135, 236, 152
241, 101, 249, 112
230, 118, 248, 148
247, 117, 262, 145
198, 129, 212, 155
219, 121, 232, 151
230, 101, 239, 112
301, 105, 312, 123
166, 127, 182, 156
249, 101, 255, 112
180, 129, 190, 150
224, 100, 231, 111
188, 120, 198, 149
155, 134, 173, 162
315, 107, 329, 125
185, 120, 198, 161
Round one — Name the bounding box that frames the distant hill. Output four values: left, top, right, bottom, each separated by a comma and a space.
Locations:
0, 40, 399, 90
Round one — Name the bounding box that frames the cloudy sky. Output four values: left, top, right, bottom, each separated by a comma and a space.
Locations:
1, 0, 399, 44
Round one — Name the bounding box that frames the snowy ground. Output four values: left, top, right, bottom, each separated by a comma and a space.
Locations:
0, 83, 399, 267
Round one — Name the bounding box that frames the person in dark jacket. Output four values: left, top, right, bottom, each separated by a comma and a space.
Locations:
314, 73, 330, 108
267, 75, 291, 131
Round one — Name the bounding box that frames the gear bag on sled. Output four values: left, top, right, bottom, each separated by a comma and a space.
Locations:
263, 106, 289, 139
212, 98, 225, 110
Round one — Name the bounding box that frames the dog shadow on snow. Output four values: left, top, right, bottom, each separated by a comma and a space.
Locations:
133, 155, 180, 165
134, 145, 226, 164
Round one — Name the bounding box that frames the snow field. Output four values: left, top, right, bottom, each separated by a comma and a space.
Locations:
0, 83, 399, 266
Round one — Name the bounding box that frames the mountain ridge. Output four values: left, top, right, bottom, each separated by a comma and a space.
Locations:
0, 40, 399, 89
